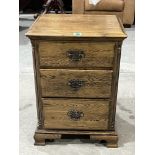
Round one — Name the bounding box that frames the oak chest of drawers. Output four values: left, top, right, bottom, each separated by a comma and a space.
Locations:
26, 14, 127, 148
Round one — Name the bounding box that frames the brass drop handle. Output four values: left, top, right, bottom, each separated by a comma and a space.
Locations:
67, 49, 85, 61
68, 79, 85, 91
67, 109, 84, 121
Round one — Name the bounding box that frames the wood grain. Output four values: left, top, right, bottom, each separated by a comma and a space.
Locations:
26, 14, 127, 39
42, 98, 110, 130
40, 69, 113, 98
30, 40, 43, 129
34, 129, 118, 147
109, 42, 122, 130
25, 14, 127, 148
38, 41, 115, 68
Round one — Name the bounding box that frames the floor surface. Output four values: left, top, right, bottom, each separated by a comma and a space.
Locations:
19, 15, 135, 155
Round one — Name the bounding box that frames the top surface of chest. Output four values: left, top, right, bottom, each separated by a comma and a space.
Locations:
26, 14, 127, 40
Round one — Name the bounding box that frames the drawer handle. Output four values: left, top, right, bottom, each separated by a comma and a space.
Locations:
68, 79, 85, 91
67, 109, 84, 121
67, 49, 85, 61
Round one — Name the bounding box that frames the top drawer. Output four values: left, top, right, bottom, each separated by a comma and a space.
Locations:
38, 41, 115, 68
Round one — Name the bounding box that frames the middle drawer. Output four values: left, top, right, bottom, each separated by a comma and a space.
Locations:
40, 69, 113, 98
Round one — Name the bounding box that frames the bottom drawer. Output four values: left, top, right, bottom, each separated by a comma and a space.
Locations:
42, 98, 110, 130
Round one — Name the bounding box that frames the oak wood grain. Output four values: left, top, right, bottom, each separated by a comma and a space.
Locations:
34, 129, 118, 147
26, 14, 127, 39
40, 69, 113, 98
25, 14, 127, 148
38, 41, 115, 68
42, 98, 110, 130
30, 40, 44, 129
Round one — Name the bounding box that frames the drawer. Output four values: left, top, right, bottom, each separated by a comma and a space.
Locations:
40, 69, 113, 98
42, 98, 110, 130
38, 41, 115, 68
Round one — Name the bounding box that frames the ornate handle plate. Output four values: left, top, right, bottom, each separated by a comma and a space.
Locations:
67, 49, 85, 61
68, 79, 85, 91
67, 109, 84, 121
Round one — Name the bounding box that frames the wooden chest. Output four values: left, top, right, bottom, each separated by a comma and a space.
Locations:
26, 14, 127, 148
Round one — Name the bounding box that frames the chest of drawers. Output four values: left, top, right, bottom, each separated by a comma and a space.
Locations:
26, 14, 127, 148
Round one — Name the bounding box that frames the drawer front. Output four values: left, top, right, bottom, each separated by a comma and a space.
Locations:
38, 41, 115, 68
40, 69, 113, 98
42, 98, 110, 130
